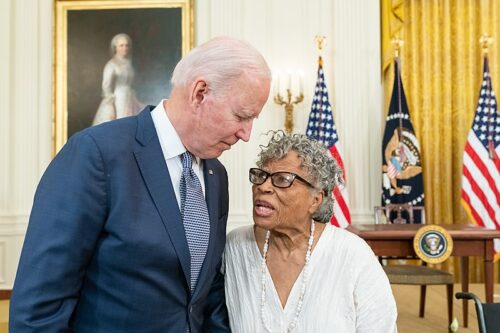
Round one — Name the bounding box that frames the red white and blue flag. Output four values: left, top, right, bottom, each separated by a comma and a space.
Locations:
461, 56, 500, 259
306, 57, 351, 228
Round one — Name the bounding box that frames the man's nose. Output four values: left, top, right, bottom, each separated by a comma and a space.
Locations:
236, 120, 253, 142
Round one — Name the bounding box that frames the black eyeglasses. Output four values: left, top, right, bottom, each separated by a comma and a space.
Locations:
249, 168, 316, 189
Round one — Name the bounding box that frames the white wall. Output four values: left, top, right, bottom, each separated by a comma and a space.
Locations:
0, 0, 53, 288
196, 0, 383, 230
0, 0, 382, 288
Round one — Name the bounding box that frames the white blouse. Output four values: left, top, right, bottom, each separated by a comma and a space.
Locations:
223, 224, 398, 333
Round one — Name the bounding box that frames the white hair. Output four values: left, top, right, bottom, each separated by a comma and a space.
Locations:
110, 33, 132, 57
171, 36, 271, 97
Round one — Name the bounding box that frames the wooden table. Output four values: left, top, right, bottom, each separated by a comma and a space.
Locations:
0, 290, 10, 301
347, 223, 500, 327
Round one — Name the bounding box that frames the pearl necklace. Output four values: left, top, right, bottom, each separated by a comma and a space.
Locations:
260, 221, 315, 333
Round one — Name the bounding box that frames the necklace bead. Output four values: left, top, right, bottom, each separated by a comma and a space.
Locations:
260, 221, 315, 333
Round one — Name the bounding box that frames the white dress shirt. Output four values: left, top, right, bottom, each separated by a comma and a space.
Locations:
151, 100, 205, 209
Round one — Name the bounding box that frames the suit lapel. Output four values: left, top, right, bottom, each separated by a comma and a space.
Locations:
133, 108, 191, 287
192, 159, 221, 299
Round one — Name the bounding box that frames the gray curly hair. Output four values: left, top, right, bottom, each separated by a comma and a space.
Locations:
256, 131, 344, 223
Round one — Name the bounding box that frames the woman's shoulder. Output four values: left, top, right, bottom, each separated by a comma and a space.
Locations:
103, 58, 117, 68
225, 225, 256, 262
103, 58, 127, 70
325, 225, 376, 259
227, 225, 254, 245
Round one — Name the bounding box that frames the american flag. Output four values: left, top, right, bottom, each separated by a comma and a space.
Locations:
306, 56, 351, 228
461, 56, 500, 258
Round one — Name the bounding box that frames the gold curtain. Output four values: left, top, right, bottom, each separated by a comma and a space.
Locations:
381, 0, 404, 73
382, 0, 500, 283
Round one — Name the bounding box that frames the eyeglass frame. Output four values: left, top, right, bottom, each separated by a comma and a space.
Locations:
249, 168, 317, 189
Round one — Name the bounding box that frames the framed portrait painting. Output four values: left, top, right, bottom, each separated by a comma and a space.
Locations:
53, 0, 194, 154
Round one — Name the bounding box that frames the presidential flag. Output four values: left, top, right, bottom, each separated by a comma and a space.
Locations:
461, 56, 500, 258
382, 58, 424, 222
306, 56, 350, 228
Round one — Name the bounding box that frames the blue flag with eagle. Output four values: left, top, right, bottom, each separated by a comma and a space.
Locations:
382, 58, 424, 222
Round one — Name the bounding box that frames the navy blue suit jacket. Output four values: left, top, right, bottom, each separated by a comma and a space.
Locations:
10, 107, 230, 332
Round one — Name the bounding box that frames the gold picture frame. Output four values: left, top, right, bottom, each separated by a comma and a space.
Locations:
53, 0, 194, 154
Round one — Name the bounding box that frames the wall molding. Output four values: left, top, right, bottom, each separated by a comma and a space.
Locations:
0, 214, 29, 235
0, 242, 5, 284
351, 212, 376, 225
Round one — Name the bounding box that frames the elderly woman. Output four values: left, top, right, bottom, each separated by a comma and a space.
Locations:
224, 132, 397, 332
93, 33, 144, 125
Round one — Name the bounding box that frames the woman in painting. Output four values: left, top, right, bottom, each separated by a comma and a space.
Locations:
93, 33, 144, 125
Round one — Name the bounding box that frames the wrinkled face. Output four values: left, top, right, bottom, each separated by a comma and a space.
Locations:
115, 37, 130, 58
252, 151, 323, 232
185, 73, 271, 159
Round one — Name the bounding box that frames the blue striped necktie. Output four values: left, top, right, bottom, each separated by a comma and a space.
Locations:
179, 151, 210, 292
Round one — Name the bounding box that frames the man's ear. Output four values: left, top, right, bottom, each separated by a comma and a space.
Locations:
190, 79, 208, 107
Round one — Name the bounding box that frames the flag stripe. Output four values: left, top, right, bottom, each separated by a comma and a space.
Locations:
462, 163, 500, 229
461, 193, 486, 227
328, 115, 351, 225
464, 140, 500, 204
331, 198, 350, 228
463, 147, 500, 210
332, 186, 350, 223
462, 181, 499, 230
306, 58, 350, 227
465, 134, 500, 182
494, 151, 500, 171
462, 166, 497, 225
329, 145, 346, 174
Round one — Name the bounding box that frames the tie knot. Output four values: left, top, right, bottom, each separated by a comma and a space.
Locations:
181, 151, 193, 170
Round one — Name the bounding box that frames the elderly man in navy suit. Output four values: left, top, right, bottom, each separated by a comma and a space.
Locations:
10, 36, 271, 333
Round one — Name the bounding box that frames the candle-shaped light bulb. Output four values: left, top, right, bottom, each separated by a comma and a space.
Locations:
274, 70, 281, 96
286, 69, 292, 91
298, 70, 304, 95
273, 70, 279, 95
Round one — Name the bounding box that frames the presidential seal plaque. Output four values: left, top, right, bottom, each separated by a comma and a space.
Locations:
413, 225, 453, 264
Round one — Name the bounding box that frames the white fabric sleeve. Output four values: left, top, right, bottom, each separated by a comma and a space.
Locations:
353, 243, 398, 333
101, 61, 115, 98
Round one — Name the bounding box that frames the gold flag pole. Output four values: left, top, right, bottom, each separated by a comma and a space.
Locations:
392, 37, 404, 60
391, 38, 404, 139
480, 34, 493, 55
479, 34, 496, 159
315, 35, 326, 66
313, 35, 327, 135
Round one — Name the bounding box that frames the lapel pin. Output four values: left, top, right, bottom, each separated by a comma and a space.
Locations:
208, 169, 214, 175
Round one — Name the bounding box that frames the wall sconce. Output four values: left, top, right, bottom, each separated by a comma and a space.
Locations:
273, 70, 304, 134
